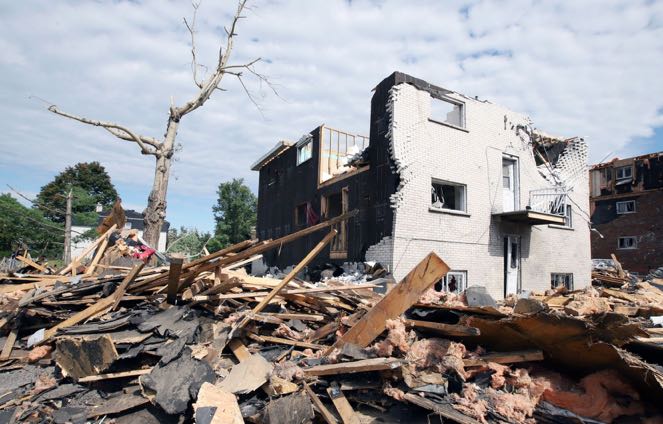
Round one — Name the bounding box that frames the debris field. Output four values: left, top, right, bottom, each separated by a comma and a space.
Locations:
1, 213, 663, 423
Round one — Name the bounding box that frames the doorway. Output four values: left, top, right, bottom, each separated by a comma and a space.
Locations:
502, 157, 518, 212
504, 235, 520, 296
322, 187, 348, 259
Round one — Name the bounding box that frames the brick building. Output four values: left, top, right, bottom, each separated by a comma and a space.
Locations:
252, 72, 591, 299
590, 152, 663, 275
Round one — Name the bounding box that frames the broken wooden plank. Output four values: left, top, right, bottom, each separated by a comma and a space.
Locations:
84, 235, 109, 276
218, 353, 272, 394
166, 256, 184, 305
463, 349, 545, 367
59, 224, 117, 275
327, 385, 360, 424
55, 335, 119, 381
0, 327, 18, 361
304, 382, 338, 424
403, 393, 481, 424
194, 382, 244, 424
251, 229, 337, 315
264, 312, 326, 322
15, 255, 47, 273
77, 368, 152, 383
110, 262, 145, 312
404, 319, 480, 336
611, 253, 626, 279
331, 252, 449, 351
304, 358, 404, 376
249, 334, 327, 350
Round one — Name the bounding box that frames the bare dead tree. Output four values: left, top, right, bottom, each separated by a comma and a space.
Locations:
47, 0, 274, 248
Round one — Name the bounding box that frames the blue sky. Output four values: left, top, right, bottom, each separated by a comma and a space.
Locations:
1, 0, 662, 233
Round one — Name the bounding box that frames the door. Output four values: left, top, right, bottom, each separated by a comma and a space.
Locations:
504, 235, 520, 296
502, 158, 516, 212
323, 187, 348, 259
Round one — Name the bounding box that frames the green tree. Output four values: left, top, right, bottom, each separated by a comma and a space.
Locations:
0, 194, 63, 258
209, 179, 256, 251
166, 227, 212, 259
35, 162, 118, 223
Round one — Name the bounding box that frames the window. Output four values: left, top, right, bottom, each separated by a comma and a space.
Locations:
297, 137, 313, 165
431, 180, 466, 212
430, 97, 465, 128
124, 222, 132, 230
616, 200, 636, 214
616, 166, 632, 180
294, 203, 307, 226
563, 205, 573, 228
551, 273, 573, 290
435, 271, 467, 293
618, 236, 637, 249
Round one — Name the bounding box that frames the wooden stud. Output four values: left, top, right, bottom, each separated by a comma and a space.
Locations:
77, 368, 152, 383
59, 224, 117, 275
326, 385, 360, 424
463, 350, 544, 367
0, 327, 18, 361
304, 358, 404, 376
304, 382, 338, 424
110, 263, 146, 312
403, 319, 480, 336
330, 252, 449, 351
15, 255, 47, 273
166, 256, 184, 305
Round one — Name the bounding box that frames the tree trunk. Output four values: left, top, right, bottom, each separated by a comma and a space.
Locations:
142, 118, 178, 248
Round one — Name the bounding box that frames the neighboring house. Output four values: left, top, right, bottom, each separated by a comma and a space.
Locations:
589, 152, 663, 275
252, 72, 591, 299
71, 208, 170, 257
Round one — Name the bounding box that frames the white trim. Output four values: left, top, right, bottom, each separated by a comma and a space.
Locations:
616, 200, 636, 214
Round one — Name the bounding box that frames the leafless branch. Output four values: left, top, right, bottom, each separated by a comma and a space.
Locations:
47, 105, 160, 156
184, 1, 203, 89
173, 0, 250, 119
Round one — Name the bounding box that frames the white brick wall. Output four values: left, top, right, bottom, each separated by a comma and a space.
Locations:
378, 83, 591, 298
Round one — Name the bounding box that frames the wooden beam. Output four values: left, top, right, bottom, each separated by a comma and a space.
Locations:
84, 236, 109, 276
327, 385, 360, 424
110, 263, 145, 311
59, 224, 117, 275
77, 368, 152, 383
248, 334, 327, 350
0, 327, 18, 361
166, 256, 184, 305
228, 338, 252, 362
403, 393, 480, 424
611, 253, 626, 279
304, 358, 404, 376
304, 383, 338, 424
251, 229, 338, 315
403, 319, 480, 336
15, 255, 47, 273
330, 252, 449, 351
463, 350, 544, 367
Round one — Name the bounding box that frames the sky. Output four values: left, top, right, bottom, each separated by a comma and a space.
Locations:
1, 0, 662, 232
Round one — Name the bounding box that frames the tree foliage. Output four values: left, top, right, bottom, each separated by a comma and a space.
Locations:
36, 162, 118, 223
167, 227, 212, 259
0, 194, 63, 258
209, 179, 256, 251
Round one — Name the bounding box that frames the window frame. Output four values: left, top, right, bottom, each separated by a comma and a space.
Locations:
616, 200, 636, 214
617, 236, 637, 250
563, 204, 573, 228
431, 179, 467, 213
551, 273, 574, 290
615, 165, 632, 181
294, 203, 308, 227
436, 270, 468, 294
296, 138, 313, 165
429, 95, 466, 130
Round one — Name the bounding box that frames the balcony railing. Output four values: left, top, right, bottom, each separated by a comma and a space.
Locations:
528, 188, 568, 217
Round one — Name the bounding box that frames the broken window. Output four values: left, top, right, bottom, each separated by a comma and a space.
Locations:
294, 203, 307, 226
616, 200, 636, 214
551, 273, 573, 290
431, 180, 466, 212
296, 137, 313, 165
616, 165, 632, 181
618, 236, 637, 249
430, 97, 465, 128
124, 222, 132, 230
319, 126, 368, 183
436, 271, 467, 293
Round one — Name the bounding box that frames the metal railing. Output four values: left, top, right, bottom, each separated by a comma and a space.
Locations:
528, 188, 568, 216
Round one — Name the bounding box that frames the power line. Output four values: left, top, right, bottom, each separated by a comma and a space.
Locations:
6, 184, 67, 216
0, 201, 85, 236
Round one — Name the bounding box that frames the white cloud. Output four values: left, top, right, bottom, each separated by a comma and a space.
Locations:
1, 0, 662, 230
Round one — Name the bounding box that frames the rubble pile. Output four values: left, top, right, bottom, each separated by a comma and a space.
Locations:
1, 217, 662, 423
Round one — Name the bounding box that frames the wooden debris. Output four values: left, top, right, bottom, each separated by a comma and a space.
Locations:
463, 349, 544, 367
194, 382, 244, 424
327, 385, 360, 424
331, 252, 449, 350
55, 335, 118, 381
304, 358, 404, 376
403, 319, 480, 336
304, 382, 338, 424
218, 353, 272, 395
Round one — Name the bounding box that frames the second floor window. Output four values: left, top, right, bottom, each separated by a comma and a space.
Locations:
618, 236, 637, 249
431, 180, 467, 212
430, 97, 465, 129
616, 166, 632, 181
616, 200, 636, 214
297, 138, 312, 165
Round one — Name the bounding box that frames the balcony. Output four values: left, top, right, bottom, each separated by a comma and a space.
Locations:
493, 188, 567, 226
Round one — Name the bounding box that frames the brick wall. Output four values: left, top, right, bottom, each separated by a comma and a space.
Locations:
381, 83, 591, 298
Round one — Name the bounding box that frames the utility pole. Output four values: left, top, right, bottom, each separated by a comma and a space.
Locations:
63, 189, 72, 263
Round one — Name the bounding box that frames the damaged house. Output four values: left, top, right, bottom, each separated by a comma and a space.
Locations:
252, 72, 590, 299
590, 151, 663, 275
